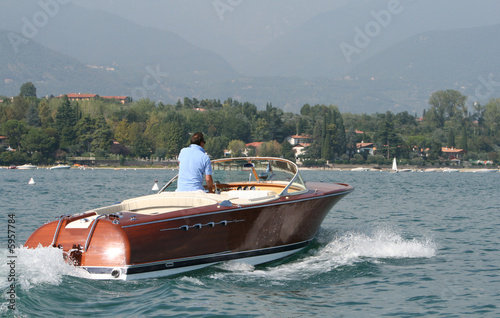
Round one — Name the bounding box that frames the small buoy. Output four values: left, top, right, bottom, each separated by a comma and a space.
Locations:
151, 180, 159, 191
28, 177, 36, 185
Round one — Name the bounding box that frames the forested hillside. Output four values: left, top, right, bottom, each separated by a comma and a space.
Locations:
0, 30, 132, 98
1, 83, 499, 167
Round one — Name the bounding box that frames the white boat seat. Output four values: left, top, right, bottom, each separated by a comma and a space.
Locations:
225, 190, 275, 200
85, 190, 278, 216
223, 190, 278, 205
122, 195, 218, 214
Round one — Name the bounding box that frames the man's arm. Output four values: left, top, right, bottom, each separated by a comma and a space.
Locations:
205, 175, 214, 193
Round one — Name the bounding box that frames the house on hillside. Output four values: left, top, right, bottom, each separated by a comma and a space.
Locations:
64, 93, 130, 104
442, 147, 466, 164
356, 142, 374, 156
293, 143, 311, 162
286, 134, 311, 146
102, 96, 131, 104
66, 93, 98, 101
244, 142, 263, 156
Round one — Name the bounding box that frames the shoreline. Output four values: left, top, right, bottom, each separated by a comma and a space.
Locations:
2, 164, 498, 172
300, 167, 499, 172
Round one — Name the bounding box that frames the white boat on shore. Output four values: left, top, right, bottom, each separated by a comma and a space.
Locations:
423, 169, 437, 172
443, 168, 460, 173
351, 167, 370, 171
472, 169, 498, 173
17, 164, 37, 170
49, 165, 71, 170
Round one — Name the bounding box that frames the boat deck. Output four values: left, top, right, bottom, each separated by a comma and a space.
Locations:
86, 189, 280, 216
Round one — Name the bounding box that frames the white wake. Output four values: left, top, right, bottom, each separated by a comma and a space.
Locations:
0, 246, 90, 291
212, 226, 436, 281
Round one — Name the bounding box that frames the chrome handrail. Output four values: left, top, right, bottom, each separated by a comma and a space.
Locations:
158, 174, 178, 194
84, 214, 108, 252
51, 215, 70, 247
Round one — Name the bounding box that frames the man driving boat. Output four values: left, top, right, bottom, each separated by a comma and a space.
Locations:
177, 132, 214, 193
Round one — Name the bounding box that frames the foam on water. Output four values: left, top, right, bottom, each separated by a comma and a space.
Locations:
179, 276, 205, 286
212, 226, 436, 281
323, 227, 437, 260
0, 246, 90, 291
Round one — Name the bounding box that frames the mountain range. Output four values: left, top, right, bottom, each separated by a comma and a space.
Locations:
1, 1, 500, 114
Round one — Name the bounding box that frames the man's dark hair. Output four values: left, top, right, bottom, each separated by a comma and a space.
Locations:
190, 132, 205, 145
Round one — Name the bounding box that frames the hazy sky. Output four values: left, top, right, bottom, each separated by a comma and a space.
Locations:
71, 0, 349, 64
3, 0, 500, 112
71, 0, 500, 68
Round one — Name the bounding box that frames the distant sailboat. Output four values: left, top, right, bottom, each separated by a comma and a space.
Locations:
391, 157, 398, 173
391, 157, 411, 173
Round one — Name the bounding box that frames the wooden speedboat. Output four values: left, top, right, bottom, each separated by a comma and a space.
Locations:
25, 157, 353, 280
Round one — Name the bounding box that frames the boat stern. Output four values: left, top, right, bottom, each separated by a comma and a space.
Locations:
25, 213, 131, 279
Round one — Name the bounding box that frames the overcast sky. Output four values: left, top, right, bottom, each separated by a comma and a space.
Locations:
71, 0, 500, 67
3, 0, 500, 112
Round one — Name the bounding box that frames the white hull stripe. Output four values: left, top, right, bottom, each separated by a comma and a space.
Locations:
83, 240, 311, 277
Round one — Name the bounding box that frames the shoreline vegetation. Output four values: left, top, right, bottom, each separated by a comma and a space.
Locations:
2, 162, 498, 172
1, 85, 499, 168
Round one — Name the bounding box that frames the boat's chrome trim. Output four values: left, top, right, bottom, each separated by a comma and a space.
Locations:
51, 215, 69, 247
83, 240, 311, 279
121, 189, 352, 229
84, 214, 107, 252
160, 219, 244, 231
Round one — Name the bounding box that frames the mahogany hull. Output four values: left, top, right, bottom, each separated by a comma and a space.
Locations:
25, 182, 353, 280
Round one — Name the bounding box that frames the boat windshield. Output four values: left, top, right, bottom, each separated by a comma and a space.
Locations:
160, 157, 307, 196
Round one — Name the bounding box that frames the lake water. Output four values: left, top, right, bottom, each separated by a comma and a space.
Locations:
1, 168, 499, 317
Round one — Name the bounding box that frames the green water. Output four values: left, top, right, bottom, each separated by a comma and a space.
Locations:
1, 169, 499, 317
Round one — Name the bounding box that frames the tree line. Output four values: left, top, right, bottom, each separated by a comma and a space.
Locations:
0, 83, 499, 166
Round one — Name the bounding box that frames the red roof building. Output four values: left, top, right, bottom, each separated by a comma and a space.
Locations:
66, 93, 97, 101
63, 94, 130, 104
356, 142, 374, 156
101, 96, 130, 104
245, 142, 264, 148
244, 142, 264, 156
286, 134, 311, 146
441, 147, 466, 160
292, 143, 311, 162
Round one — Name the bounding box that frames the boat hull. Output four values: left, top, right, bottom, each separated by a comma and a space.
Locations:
50, 165, 71, 170
25, 182, 352, 280
17, 164, 37, 170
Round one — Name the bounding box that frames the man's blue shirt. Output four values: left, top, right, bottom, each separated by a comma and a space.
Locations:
177, 144, 212, 191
